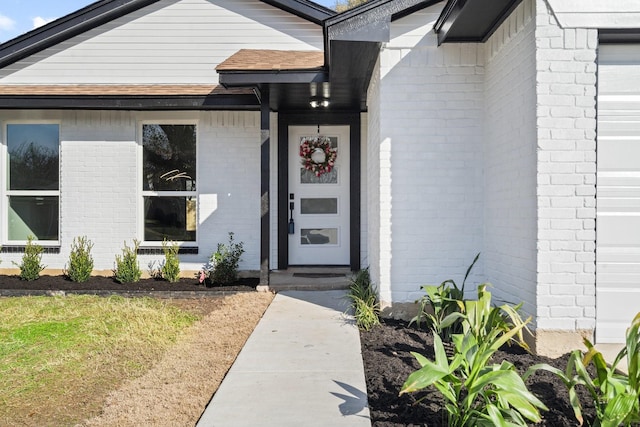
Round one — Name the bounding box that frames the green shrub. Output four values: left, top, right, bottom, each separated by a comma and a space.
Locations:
65, 236, 94, 283
209, 233, 244, 285
411, 253, 479, 342
161, 239, 181, 283
525, 312, 640, 427
114, 240, 142, 284
401, 285, 543, 426
13, 236, 46, 281
346, 268, 380, 331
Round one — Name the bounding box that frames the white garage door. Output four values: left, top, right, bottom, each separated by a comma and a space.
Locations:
597, 44, 640, 343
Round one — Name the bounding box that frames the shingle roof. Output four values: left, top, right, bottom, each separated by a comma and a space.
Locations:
0, 84, 253, 96
216, 49, 325, 72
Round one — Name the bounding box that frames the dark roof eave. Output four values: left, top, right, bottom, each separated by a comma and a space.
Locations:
261, 0, 336, 25
0, 94, 260, 110
219, 70, 328, 86
434, 0, 524, 45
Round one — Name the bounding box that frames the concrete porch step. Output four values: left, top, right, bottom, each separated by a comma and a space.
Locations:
268, 267, 353, 292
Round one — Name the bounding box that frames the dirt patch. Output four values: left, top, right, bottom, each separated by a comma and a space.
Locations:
78, 292, 274, 427
361, 318, 598, 427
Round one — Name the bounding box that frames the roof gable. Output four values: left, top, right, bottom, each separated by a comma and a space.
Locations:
0, 0, 334, 70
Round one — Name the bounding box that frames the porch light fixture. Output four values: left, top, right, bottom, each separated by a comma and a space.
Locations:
310, 97, 330, 108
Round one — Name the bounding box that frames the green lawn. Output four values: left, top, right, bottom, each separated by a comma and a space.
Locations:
0, 295, 198, 426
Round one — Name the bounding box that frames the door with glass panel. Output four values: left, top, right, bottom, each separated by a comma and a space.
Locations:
288, 125, 349, 265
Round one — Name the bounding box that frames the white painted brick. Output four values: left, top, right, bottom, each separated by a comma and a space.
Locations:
537, 318, 576, 329
534, 0, 597, 334
1, 110, 262, 272
550, 307, 583, 318
576, 319, 596, 330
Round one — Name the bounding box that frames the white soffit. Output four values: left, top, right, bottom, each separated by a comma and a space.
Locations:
546, 0, 640, 29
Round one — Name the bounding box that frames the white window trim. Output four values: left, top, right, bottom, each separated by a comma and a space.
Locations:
1, 120, 61, 246
138, 120, 199, 247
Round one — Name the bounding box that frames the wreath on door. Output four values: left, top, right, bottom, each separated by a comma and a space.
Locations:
299, 136, 337, 177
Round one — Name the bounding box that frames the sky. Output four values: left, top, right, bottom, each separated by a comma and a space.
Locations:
0, 0, 338, 44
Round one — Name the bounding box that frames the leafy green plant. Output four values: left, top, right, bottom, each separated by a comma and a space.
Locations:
64, 236, 94, 283
401, 285, 544, 426
410, 253, 479, 342
161, 239, 181, 283
209, 232, 244, 285
13, 236, 46, 281
525, 312, 640, 427
346, 268, 380, 331
114, 240, 142, 284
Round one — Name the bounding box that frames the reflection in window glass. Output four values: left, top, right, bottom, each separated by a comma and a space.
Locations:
6, 124, 60, 242
144, 197, 196, 242
143, 125, 196, 191
8, 196, 59, 241
300, 168, 338, 184
142, 124, 197, 242
7, 124, 59, 191
301, 198, 338, 214
301, 228, 338, 245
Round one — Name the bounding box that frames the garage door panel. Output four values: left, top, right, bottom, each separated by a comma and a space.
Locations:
597, 139, 640, 170
600, 65, 640, 93
598, 174, 640, 186
596, 289, 640, 344
597, 187, 640, 198
598, 123, 640, 137
597, 44, 640, 343
597, 216, 640, 246
597, 199, 640, 212
597, 248, 640, 263
598, 272, 640, 283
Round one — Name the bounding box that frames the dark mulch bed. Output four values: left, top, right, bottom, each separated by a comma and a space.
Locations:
361, 318, 598, 426
0, 274, 258, 293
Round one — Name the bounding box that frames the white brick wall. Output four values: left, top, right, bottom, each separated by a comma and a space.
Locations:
370, 0, 599, 336
373, 4, 485, 305
483, 0, 538, 321
0, 110, 261, 273
367, 55, 383, 300
534, 0, 597, 331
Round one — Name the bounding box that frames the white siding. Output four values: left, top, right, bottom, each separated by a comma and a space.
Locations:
0, 0, 323, 84
376, 4, 485, 305
1, 110, 261, 272
596, 44, 640, 342
484, 0, 538, 322
534, 0, 598, 332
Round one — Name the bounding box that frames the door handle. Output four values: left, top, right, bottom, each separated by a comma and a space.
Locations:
288, 201, 295, 234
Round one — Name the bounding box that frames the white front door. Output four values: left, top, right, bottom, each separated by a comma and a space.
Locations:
288, 125, 350, 265
596, 44, 640, 343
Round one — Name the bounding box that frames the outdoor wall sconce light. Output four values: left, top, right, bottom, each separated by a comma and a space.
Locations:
310, 97, 330, 108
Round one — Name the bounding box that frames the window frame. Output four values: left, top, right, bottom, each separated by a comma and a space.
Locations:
2, 121, 61, 246
138, 120, 198, 246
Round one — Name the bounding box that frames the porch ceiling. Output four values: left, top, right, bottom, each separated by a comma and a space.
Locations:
217, 43, 378, 112
434, 0, 524, 44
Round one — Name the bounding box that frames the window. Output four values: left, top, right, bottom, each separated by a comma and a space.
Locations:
142, 124, 196, 242
5, 124, 60, 242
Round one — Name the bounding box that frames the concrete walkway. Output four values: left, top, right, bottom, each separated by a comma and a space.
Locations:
197, 290, 371, 427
